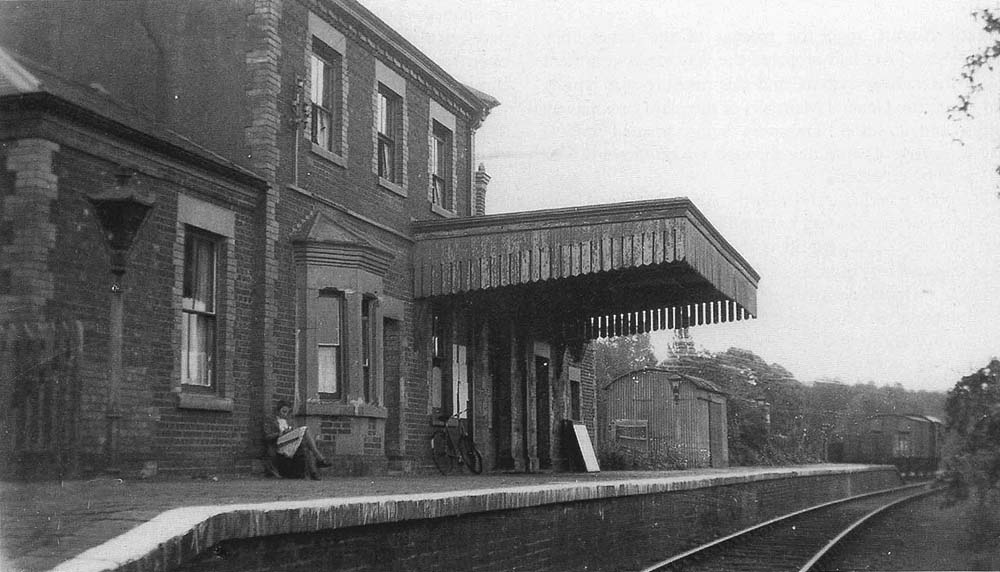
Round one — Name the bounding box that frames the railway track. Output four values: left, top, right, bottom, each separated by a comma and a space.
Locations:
639, 482, 940, 572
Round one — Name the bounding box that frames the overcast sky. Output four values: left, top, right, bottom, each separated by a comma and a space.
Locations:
364, 0, 1000, 392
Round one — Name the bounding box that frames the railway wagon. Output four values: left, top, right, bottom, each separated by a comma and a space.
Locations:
843, 414, 942, 476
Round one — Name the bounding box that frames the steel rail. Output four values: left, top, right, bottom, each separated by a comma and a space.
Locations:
797, 486, 941, 572
638, 481, 930, 572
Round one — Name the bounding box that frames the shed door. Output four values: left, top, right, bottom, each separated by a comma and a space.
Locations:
708, 400, 725, 468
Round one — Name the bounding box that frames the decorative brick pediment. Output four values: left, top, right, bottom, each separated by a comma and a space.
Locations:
292, 212, 393, 276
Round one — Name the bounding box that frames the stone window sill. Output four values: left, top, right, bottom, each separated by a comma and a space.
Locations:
378, 176, 406, 197
430, 203, 457, 218
176, 392, 234, 412
310, 144, 347, 168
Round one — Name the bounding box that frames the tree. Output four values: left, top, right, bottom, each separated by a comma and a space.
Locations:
951, 9, 1000, 121
664, 347, 813, 465
592, 334, 657, 385
940, 359, 1000, 551
942, 359, 1000, 503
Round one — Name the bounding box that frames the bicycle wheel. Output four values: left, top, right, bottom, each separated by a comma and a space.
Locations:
430, 430, 454, 475
459, 436, 484, 474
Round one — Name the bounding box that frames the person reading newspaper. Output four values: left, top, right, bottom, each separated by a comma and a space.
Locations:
262, 399, 332, 479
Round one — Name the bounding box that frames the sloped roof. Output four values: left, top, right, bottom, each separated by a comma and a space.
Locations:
603, 367, 723, 394
869, 413, 942, 426
291, 211, 395, 276
335, 0, 499, 120
0, 45, 265, 189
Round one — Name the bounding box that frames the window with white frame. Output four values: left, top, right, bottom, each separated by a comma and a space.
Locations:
307, 13, 346, 161
377, 84, 402, 183
374, 61, 406, 193
431, 120, 452, 208
182, 229, 218, 387
310, 41, 342, 154
316, 291, 343, 396
428, 101, 456, 213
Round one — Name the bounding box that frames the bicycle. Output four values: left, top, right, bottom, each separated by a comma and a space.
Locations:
430, 409, 484, 475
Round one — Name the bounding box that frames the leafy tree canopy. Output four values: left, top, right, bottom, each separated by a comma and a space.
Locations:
951, 9, 1000, 120
593, 334, 657, 385
942, 358, 1000, 502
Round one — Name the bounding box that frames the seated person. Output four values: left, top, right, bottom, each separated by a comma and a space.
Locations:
263, 400, 331, 480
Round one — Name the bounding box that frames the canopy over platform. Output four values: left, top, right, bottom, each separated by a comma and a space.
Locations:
412, 198, 759, 340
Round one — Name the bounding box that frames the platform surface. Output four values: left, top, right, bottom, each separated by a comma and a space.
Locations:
0, 464, 889, 572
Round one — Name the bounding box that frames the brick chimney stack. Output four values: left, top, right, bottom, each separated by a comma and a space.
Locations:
473, 163, 491, 216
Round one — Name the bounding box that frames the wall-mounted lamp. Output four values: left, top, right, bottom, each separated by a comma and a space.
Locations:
88, 169, 157, 277
88, 168, 156, 471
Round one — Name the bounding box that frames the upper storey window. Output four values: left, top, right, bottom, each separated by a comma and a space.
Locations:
310, 46, 341, 154
377, 85, 402, 183
431, 121, 451, 207
308, 14, 346, 163
374, 61, 407, 196
429, 101, 456, 215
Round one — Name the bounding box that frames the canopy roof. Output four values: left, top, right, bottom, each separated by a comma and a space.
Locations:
413, 198, 759, 339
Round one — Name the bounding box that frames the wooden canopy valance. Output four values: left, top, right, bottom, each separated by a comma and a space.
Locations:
412, 198, 759, 338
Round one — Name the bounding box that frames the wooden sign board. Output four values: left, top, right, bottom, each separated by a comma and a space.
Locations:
570, 422, 600, 473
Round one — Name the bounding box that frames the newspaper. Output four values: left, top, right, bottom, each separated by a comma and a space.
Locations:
276, 426, 306, 458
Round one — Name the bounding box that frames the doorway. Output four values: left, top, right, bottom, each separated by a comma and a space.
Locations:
535, 353, 551, 469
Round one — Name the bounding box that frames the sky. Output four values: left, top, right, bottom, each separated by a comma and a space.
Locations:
363, 0, 1000, 392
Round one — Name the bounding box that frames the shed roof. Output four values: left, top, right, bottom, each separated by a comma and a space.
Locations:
868, 413, 942, 426
602, 367, 723, 394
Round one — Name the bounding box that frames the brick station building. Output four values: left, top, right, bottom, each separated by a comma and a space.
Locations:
0, 0, 758, 478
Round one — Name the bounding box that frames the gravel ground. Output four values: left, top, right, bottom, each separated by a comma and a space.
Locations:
824, 491, 1000, 571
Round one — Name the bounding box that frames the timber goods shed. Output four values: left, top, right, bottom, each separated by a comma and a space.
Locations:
598, 368, 729, 468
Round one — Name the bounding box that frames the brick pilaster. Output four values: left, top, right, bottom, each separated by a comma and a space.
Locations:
246, 0, 283, 413
1, 138, 59, 322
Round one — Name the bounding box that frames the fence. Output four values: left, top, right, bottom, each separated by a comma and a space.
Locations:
1, 320, 84, 479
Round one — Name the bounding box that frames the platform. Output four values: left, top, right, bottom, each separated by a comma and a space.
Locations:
0, 464, 899, 572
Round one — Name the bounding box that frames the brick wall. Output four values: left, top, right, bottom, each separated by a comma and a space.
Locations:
53, 145, 263, 474
0, 98, 269, 477
268, 1, 484, 473
168, 468, 902, 572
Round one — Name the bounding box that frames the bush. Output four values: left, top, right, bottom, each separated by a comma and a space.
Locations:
598, 440, 690, 471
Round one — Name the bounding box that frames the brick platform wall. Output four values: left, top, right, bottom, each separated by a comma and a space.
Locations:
167, 468, 901, 572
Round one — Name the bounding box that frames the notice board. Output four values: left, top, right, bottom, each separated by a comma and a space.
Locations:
569, 422, 600, 472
